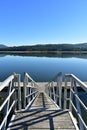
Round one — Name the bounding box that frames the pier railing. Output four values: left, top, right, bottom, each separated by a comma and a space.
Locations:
0, 73, 21, 130
23, 73, 39, 109
0, 72, 87, 130
45, 72, 62, 108
45, 73, 87, 130
64, 74, 87, 130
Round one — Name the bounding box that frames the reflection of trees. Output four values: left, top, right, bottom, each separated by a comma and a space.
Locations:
0, 52, 87, 59
0, 54, 6, 57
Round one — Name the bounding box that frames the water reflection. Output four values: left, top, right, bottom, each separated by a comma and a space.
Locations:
0, 52, 87, 59
0, 53, 87, 82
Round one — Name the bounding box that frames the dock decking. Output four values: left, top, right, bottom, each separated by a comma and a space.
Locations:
1, 72, 87, 130
8, 92, 76, 130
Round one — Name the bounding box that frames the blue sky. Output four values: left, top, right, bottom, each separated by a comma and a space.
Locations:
0, 0, 87, 46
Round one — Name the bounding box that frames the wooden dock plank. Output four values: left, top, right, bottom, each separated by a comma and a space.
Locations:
8, 92, 76, 130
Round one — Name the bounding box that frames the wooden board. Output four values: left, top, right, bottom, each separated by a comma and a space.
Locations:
8, 93, 76, 130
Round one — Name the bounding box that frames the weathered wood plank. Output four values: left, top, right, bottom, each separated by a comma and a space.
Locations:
8, 92, 76, 130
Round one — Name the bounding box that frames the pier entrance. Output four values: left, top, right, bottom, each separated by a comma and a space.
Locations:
0, 72, 87, 130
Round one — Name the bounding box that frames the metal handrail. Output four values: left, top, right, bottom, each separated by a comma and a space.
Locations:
65, 74, 87, 92
23, 72, 39, 109
45, 72, 87, 130
0, 75, 14, 91
1, 72, 87, 130
64, 74, 87, 130
0, 73, 21, 130
45, 72, 62, 87
0, 89, 15, 111
45, 72, 62, 108
25, 72, 39, 87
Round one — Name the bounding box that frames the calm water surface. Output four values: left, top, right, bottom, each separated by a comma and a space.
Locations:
0, 54, 87, 126
0, 54, 87, 82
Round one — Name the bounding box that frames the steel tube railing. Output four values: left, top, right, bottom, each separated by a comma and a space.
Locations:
0, 89, 15, 111
23, 73, 39, 109
45, 72, 87, 130
0, 73, 21, 130
45, 72, 62, 108
64, 74, 87, 130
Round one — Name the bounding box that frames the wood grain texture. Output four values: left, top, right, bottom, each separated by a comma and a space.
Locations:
8, 93, 76, 130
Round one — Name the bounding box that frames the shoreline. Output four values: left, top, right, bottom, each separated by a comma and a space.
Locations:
0, 50, 87, 54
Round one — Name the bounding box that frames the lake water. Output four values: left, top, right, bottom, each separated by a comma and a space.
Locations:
0, 53, 87, 126
0, 54, 87, 82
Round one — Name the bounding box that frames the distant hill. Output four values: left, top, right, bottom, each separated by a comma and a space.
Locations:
75, 43, 87, 48
0, 43, 87, 52
0, 44, 8, 48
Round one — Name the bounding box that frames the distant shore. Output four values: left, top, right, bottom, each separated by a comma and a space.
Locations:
0, 50, 87, 54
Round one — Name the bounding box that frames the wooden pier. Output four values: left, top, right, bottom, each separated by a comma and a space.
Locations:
8, 92, 76, 130
0, 72, 87, 130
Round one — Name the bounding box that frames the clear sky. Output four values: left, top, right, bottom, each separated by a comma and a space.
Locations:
0, 0, 87, 46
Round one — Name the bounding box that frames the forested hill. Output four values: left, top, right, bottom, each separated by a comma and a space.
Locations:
0, 44, 8, 48
0, 43, 87, 51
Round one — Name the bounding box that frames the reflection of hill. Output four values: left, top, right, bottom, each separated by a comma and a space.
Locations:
0, 54, 7, 57
1, 52, 87, 59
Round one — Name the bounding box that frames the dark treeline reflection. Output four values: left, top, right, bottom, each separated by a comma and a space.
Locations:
1, 53, 87, 59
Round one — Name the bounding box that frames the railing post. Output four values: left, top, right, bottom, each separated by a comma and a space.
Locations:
52, 81, 56, 102
13, 76, 17, 112
3, 81, 12, 130
59, 74, 62, 108
48, 85, 50, 97
49, 83, 51, 98
23, 73, 27, 108
56, 78, 59, 105
69, 77, 73, 112
74, 81, 84, 130
64, 76, 67, 109
30, 87, 32, 101
31, 81, 33, 100
45, 84, 49, 95
18, 74, 21, 110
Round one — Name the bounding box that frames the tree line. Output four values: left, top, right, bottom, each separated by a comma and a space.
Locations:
0, 43, 87, 52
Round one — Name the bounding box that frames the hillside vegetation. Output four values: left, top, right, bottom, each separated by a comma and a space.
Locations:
0, 43, 87, 52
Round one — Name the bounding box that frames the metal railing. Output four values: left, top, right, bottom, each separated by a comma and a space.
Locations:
0, 72, 87, 130
45, 73, 87, 130
0, 73, 21, 130
45, 72, 62, 108
23, 73, 39, 109
64, 74, 87, 130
